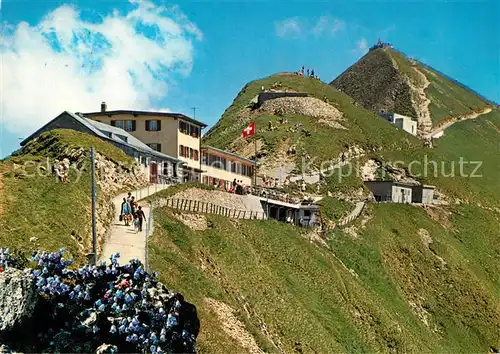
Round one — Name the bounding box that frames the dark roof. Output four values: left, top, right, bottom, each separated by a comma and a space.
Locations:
81, 110, 207, 128
21, 111, 182, 164
201, 145, 255, 164
364, 180, 417, 187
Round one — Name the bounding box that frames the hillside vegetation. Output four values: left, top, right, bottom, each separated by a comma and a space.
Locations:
331, 48, 492, 127
203, 73, 421, 168
149, 200, 500, 353
0, 129, 139, 265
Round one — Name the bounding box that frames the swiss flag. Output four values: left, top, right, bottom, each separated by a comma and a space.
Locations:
242, 122, 255, 137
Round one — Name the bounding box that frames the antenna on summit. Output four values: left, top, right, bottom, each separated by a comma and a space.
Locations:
191, 107, 198, 119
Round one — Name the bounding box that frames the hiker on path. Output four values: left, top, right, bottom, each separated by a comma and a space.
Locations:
120, 198, 132, 226
135, 206, 146, 232
130, 196, 137, 217
126, 192, 133, 203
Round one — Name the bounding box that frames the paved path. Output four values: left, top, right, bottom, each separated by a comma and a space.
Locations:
100, 184, 169, 265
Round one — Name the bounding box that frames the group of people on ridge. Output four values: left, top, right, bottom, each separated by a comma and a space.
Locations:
297, 66, 320, 80
120, 192, 146, 232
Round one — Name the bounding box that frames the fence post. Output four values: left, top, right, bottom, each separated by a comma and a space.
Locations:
176, 199, 180, 209
189, 200, 192, 211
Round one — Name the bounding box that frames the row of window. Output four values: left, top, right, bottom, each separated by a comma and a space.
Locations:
202, 176, 233, 191
200, 152, 253, 177
179, 121, 201, 138
179, 145, 199, 161
110, 120, 161, 132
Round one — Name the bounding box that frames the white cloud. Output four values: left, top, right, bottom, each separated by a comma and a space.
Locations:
275, 18, 302, 38
0, 0, 202, 136
276, 16, 345, 39
356, 38, 369, 54
312, 16, 345, 36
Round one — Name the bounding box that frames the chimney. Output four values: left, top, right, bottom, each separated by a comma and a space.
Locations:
101, 101, 107, 112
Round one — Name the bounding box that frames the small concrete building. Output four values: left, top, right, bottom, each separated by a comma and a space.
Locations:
411, 185, 436, 204
365, 181, 413, 204
380, 113, 417, 136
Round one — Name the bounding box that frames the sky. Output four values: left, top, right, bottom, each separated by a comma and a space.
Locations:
1, 0, 499, 158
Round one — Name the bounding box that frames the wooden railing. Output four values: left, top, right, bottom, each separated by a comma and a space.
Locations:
159, 198, 267, 220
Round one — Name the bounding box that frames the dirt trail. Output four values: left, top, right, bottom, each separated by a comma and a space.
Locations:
410, 65, 432, 134
388, 52, 432, 135
427, 106, 493, 139
205, 298, 264, 354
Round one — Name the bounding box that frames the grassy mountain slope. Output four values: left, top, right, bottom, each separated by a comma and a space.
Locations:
381, 108, 500, 207
149, 199, 500, 353
203, 73, 421, 167
0, 129, 135, 265
331, 47, 492, 126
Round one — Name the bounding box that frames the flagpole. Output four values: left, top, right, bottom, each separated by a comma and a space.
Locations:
253, 121, 257, 187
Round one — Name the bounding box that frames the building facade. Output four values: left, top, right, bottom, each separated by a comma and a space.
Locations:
365, 181, 413, 203
380, 113, 417, 136
20, 111, 183, 183
81, 103, 207, 182
411, 185, 436, 204
200, 146, 254, 190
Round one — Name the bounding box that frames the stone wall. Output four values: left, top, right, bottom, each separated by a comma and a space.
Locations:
259, 96, 343, 121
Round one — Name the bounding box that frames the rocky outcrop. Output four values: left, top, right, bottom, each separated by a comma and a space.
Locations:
0, 268, 38, 333
259, 96, 343, 122
331, 48, 417, 118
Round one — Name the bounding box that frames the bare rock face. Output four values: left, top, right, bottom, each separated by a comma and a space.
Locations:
260, 96, 343, 121
0, 268, 38, 333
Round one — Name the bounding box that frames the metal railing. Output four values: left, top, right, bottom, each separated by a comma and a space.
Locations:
161, 198, 267, 220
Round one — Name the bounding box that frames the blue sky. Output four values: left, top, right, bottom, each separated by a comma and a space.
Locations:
1, 0, 498, 158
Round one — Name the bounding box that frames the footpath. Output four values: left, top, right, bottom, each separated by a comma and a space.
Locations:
100, 183, 169, 265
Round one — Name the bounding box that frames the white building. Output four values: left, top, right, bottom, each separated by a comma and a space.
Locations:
380, 113, 417, 136
364, 181, 413, 204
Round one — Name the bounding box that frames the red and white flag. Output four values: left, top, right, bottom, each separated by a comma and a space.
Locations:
242, 122, 255, 137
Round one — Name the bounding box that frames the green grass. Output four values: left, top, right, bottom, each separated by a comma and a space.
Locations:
149, 202, 500, 353
381, 109, 500, 207
203, 73, 421, 164
418, 65, 490, 124
0, 129, 137, 265
317, 197, 353, 223
14, 129, 134, 166
329, 203, 500, 352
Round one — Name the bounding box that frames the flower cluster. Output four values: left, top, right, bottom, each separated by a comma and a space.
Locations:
0, 249, 199, 354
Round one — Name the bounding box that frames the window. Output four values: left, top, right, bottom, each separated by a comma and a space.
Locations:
179, 121, 200, 138
179, 145, 198, 160
146, 120, 161, 131
147, 143, 162, 152
124, 120, 136, 132
110, 120, 135, 131
111, 120, 124, 129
